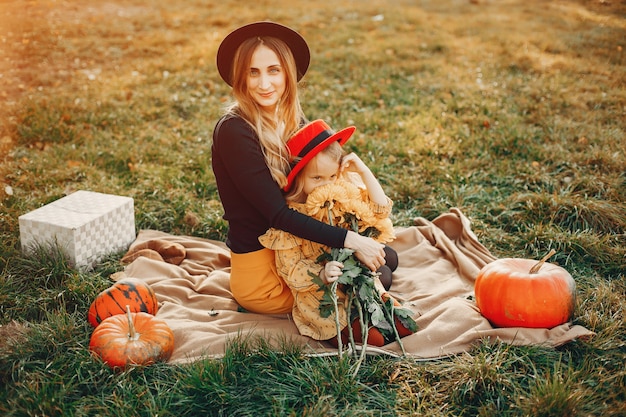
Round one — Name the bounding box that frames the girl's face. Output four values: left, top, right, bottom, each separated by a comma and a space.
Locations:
301, 152, 340, 197
247, 44, 286, 113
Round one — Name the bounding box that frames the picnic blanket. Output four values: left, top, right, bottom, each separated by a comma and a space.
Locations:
114, 208, 593, 363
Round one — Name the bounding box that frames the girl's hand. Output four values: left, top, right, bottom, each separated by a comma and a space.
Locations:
340, 152, 389, 208
322, 260, 344, 284
340, 152, 367, 175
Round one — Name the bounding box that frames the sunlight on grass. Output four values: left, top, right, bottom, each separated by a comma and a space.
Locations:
1, 0, 624, 415
516, 366, 586, 417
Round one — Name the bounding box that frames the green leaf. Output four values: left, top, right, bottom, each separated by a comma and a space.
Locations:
333, 248, 356, 263
394, 307, 419, 332
337, 267, 361, 284
310, 270, 335, 318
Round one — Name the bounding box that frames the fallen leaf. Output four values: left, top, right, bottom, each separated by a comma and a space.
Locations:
389, 368, 401, 382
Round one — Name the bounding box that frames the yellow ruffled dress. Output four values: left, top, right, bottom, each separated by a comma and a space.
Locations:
259, 177, 393, 341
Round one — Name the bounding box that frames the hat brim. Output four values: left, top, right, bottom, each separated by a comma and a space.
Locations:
216, 21, 310, 86
284, 125, 356, 192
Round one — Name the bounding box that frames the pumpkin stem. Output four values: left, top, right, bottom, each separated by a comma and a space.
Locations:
529, 249, 556, 274
125, 305, 138, 340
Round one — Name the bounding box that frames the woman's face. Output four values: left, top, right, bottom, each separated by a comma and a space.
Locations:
247, 44, 286, 113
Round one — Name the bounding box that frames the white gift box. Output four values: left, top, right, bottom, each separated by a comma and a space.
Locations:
19, 190, 136, 270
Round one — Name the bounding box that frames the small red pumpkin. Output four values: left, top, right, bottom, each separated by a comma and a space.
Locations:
88, 278, 158, 328
475, 250, 576, 328
89, 306, 174, 369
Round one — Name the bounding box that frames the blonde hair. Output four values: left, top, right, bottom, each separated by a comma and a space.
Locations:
225, 36, 305, 188
285, 141, 345, 203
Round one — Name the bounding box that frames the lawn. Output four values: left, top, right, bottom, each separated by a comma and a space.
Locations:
1, 0, 624, 415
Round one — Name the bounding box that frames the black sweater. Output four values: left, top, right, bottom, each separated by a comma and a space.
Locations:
211, 115, 347, 253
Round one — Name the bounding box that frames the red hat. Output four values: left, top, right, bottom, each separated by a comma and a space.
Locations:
284, 119, 356, 192
216, 21, 310, 86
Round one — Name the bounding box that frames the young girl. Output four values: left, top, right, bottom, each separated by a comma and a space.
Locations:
212, 22, 387, 315
259, 120, 412, 345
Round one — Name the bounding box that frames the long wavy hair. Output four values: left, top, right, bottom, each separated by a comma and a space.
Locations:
225, 36, 305, 189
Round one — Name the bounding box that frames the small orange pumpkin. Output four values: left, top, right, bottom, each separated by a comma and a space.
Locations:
475, 250, 576, 328
88, 278, 158, 328
89, 306, 174, 369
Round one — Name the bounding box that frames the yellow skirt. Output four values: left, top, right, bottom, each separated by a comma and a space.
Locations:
230, 248, 294, 314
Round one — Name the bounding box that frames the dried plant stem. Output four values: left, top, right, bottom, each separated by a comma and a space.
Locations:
125, 305, 138, 341
529, 249, 557, 274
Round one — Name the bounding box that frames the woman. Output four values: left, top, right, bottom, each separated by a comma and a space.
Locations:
212, 21, 386, 314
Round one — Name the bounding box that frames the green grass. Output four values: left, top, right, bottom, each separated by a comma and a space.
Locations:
1, 0, 625, 415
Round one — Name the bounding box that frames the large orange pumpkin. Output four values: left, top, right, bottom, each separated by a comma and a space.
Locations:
88, 278, 158, 328
89, 306, 174, 369
474, 250, 576, 328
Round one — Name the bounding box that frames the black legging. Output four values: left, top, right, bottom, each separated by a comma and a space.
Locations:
377, 245, 398, 291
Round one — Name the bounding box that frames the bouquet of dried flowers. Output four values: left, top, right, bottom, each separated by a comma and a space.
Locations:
305, 179, 417, 360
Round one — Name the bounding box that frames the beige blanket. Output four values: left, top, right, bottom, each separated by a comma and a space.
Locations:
115, 208, 593, 363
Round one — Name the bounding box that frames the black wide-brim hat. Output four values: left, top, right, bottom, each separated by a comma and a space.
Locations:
216, 21, 310, 86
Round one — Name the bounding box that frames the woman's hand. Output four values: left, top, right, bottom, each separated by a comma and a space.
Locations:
321, 260, 344, 284
343, 230, 386, 272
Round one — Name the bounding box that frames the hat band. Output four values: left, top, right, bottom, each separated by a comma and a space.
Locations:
296, 129, 334, 159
